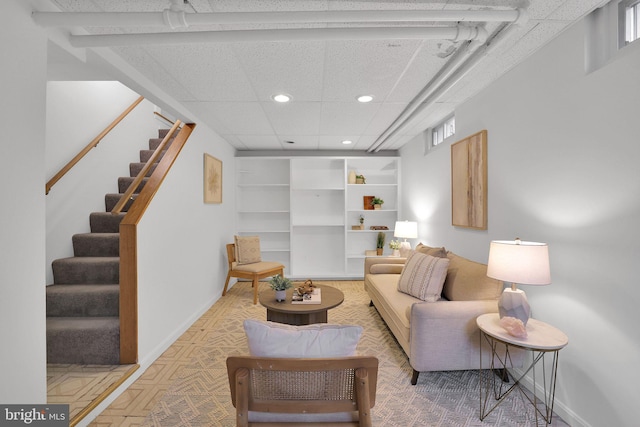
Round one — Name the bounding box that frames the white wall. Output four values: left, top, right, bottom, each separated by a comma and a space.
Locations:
136, 124, 236, 364
45, 81, 159, 284
400, 19, 640, 427
0, 0, 48, 403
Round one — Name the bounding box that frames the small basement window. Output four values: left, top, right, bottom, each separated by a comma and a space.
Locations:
621, 0, 640, 45
431, 115, 455, 147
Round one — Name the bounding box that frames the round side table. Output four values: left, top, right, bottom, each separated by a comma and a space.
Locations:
476, 313, 568, 424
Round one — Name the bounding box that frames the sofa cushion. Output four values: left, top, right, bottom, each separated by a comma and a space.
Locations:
415, 243, 448, 258
370, 263, 405, 274
234, 235, 262, 265
397, 251, 450, 302
243, 319, 362, 358
443, 252, 503, 301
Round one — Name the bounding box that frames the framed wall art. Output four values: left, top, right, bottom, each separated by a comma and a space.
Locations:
451, 130, 487, 229
204, 153, 222, 204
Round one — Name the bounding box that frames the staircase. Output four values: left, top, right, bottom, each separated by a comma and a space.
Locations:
46, 129, 173, 365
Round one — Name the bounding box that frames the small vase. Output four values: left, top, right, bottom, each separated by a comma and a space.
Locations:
392, 249, 400, 257
348, 170, 356, 184
275, 290, 286, 302
374, 204, 381, 210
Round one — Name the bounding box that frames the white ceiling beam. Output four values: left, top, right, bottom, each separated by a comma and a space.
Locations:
68, 26, 487, 48
33, 9, 525, 28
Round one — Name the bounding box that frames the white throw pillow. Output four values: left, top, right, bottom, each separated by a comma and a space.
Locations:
397, 250, 450, 302
243, 319, 363, 358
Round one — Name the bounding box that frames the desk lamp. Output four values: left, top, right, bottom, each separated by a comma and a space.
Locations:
486, 238, 550, 326
394, 221, 417, 257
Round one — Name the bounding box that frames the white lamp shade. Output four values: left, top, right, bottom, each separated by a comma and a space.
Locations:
394, 221, 417, 239
487, 240, 551, 286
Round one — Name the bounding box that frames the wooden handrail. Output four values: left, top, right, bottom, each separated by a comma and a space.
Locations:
45, 95, 145, 195
119, 122, 196, 364
153, 111, 175, 125
110, 120, 181, 215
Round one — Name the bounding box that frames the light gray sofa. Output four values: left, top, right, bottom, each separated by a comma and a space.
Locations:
364, 244, 510, 384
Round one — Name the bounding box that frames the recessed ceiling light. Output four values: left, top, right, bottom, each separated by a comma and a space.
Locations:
357, 95, 374, 103
342, 140, 353, 145
285, 140, 295, 144
272, 93, 291, 103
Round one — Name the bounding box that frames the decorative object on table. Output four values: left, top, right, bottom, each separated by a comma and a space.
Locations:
389, 239, 401, 257
269, 274, 293, 302
498, 316, 528, 338
369, 225, 388, 230
376, 232, 386, 255
294, 279, 316, 296
451, 130, 487, 229
203, 153, 222, 204
371, 197, 384, 210
352, 214, 365, 230
486, 238, 551, 326
348, 170, 357, 184
394, 220, 418, 257
292, 287, 322, 304
355, 174, 366, 184
363, 195, 374, 210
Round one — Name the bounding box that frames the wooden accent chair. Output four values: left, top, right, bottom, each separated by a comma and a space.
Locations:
222, 243, 284, 305
226, 356, 378, 426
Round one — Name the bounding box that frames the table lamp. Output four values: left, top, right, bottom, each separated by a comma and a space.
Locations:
486, 238, 550, 326
394, 221, 417, 257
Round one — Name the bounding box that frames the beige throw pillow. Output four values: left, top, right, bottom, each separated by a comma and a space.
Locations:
397, 250, 450, 302
234, 235, 262, 265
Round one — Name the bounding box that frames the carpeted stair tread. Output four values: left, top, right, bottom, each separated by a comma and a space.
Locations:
105, 193, 136, 212
148, 137, 174, 151
47, 284, 119, 317
47, 317, 120, 365
73, 233, 119, 257
90, 212, 125, 233
139, 149, 166, 163
129, 162, 157, 177
52, 257, 119, 284
118, 176, 148, 194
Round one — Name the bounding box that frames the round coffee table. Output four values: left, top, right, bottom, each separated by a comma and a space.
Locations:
259, 284, 344, 326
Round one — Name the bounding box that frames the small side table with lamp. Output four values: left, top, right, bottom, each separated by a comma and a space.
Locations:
478, 238, 568, 424
394, 220, 417, 257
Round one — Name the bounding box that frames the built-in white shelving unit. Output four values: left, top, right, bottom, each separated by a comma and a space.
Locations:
235, 156, 399, 279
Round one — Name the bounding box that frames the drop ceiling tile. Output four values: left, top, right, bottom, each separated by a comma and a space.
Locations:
220, 134, 248, 150
261, 102, 321, 135
318, 135, 360, 150
234, 41, 325, 102
142, 44, 257, 102
190, 102, 274, 134
320, 102, 380, 135
547, 0, 608, 21
322, 39, 423, 102
361, 102, 408, 136
236, 135, 282, 150
385, 41, 451, 103
278, 135, 319, 149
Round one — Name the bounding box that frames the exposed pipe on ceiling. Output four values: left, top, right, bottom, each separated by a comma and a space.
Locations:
32, 9, 524, 29
67, 26, 488, 48
367, 13, 529, 152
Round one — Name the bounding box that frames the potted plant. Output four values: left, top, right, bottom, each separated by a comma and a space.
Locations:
376, 232, 386, 255
371, 197, 384, 210
389, 239, 401, 257
269, 274, 293, 302
355, 174, 366, 184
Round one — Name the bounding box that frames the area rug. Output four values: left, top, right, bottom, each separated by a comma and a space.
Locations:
142, 281, 566, 426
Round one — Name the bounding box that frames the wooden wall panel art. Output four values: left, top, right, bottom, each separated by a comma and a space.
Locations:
204, 153, 222, 204
451, 130, 487, 229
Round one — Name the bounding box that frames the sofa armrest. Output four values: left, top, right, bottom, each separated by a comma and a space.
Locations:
364, 256, 406, 276
409, 300, 499, 372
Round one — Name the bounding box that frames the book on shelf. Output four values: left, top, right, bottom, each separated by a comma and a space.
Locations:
292, 288, 321, 304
